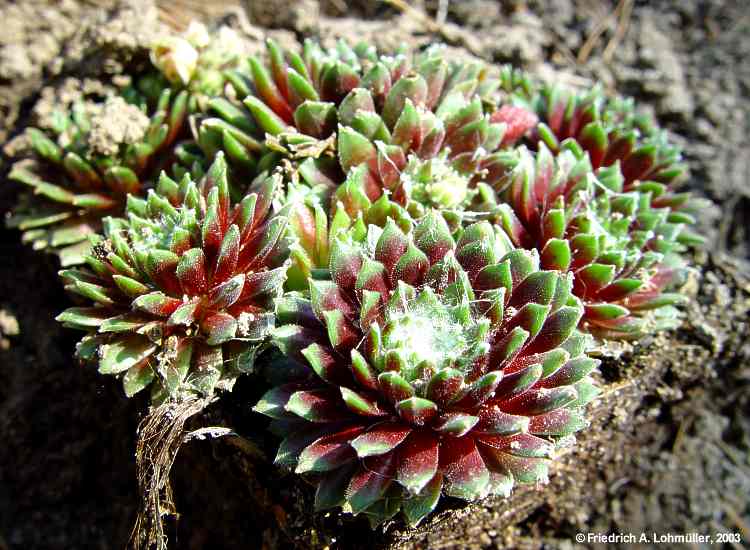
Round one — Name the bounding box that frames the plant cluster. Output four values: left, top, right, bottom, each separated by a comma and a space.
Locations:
5, 29, 705, 530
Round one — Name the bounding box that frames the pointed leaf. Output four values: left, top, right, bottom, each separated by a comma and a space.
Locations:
396, 397, 437, 426
350, 422, 412, 457
433, 413, 480, 437
286, 389, 343, 423
340, 387, 388, 417
296, 425, 365, 473
346, 453, 395, 514
202, 312, 238, 345
402, 472, 443, 527
99, 336, 157, 375
439, 436, 490, 500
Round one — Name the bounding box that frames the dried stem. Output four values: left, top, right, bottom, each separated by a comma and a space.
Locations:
435, 0, 449, 26
577, 11, 615, 65
383, 0, 443, 33
722, 502, 750, 541
156, 0, 242, 31
603, 0, 633, 62
129, 397, 212, 550
577, 0, 632, 65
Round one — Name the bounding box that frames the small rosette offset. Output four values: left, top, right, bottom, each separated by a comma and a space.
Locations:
56, 155, 289, 401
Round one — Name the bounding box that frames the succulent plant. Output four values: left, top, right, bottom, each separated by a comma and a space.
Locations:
486, 141, 693, 339
191, 39, 544, 293
6, 22, 248, 268
8, 86, 188, 266
56, 155, 288, 401
255, 213, 598, 527
2, 26, 712, 541
187, 40, 518, 221
503, 81, 707, 232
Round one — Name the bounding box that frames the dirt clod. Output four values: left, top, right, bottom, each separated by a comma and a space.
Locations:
87, 96, 150, 157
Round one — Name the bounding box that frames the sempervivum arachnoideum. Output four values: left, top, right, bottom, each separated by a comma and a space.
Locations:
190, 40, 514, 219
500, 81, 706, 242
8, 85, 188, 266
56, 154, 288, 401
491, 142, 692, 339
255, 213, 598, 527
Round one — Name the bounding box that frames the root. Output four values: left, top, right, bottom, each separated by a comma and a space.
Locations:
128, 397, 212, 550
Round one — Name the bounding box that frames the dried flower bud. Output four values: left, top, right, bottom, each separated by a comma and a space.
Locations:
151, 36, 198, 86
184, 21, 210, 49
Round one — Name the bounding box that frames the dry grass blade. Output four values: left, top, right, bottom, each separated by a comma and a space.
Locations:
435, 0, 450, 26
156, 0, 242, 30
595, 379, 634, 401
382, 0, 486, 55
722, 502, 750, 542
129, 398, 211, 550
671, 415, 693, 453
382, 0, 443, 33
603, 0, 633, 62
577, 16, 614, 65
577, 0, 631, 65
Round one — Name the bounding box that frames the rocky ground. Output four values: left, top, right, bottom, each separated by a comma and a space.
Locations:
0, 1, 748, 549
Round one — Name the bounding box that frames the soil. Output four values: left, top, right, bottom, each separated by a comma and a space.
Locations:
1, 1, 748, 549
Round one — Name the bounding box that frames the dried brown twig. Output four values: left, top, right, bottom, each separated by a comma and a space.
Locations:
577, 11, 614, 64
383, 0, 443, 33
577, 0, 633, 65
603, 0, 633, 62
156, 0, 242, 31
129, 398, 213, 550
